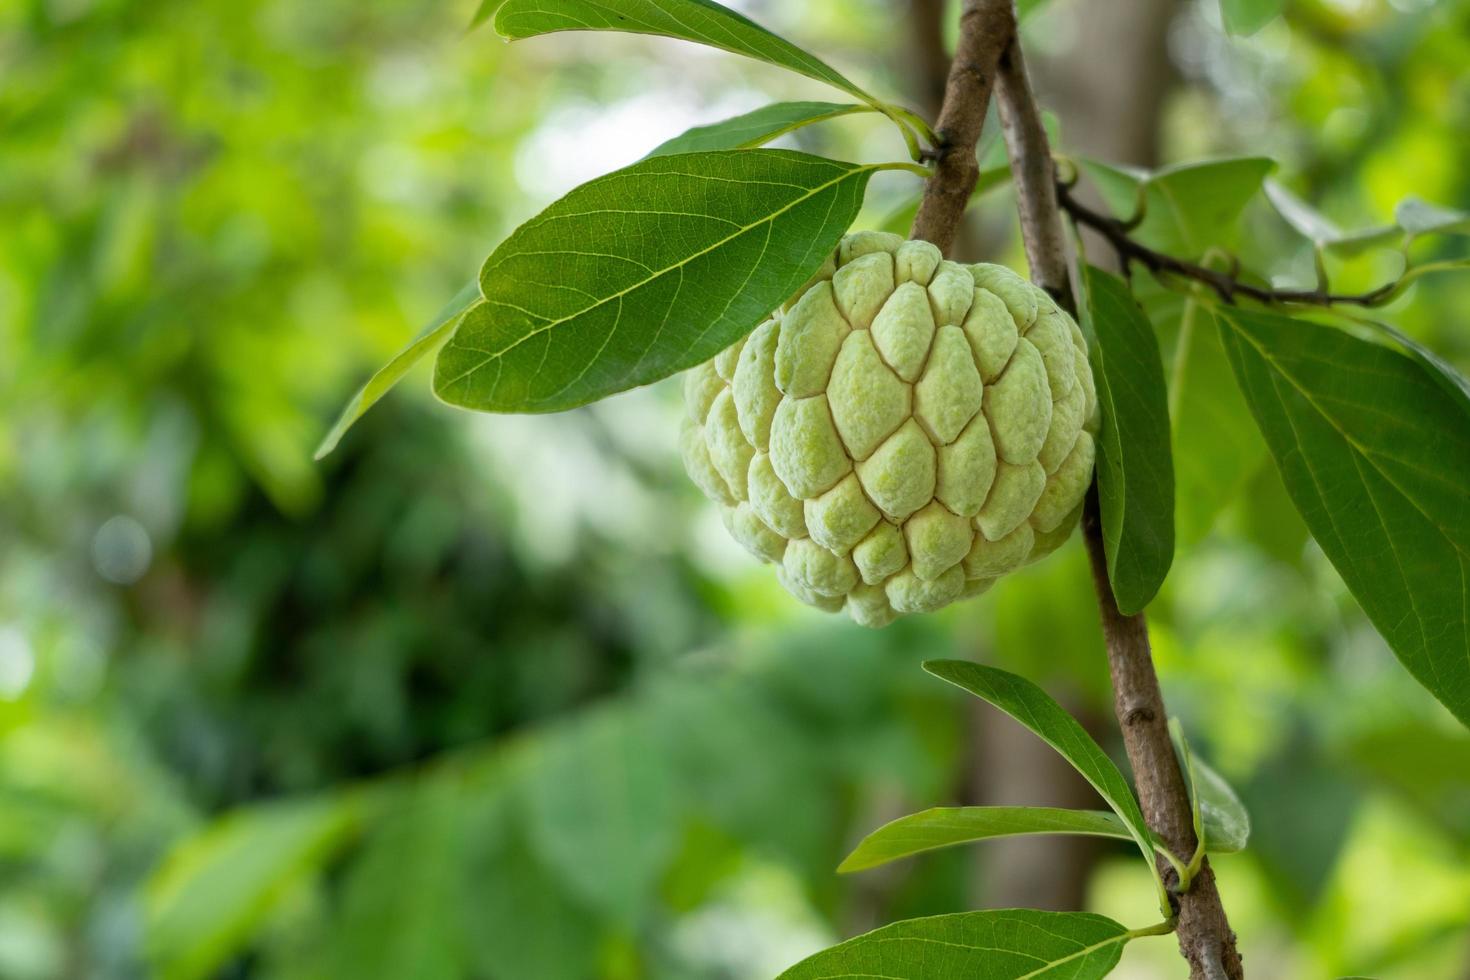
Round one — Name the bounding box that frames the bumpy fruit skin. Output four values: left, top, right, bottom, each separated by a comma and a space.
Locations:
680, 231, 1099, 627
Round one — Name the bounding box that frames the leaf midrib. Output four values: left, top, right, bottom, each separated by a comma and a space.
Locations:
441, 161, 875, 393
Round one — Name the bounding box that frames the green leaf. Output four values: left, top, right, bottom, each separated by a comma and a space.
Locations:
1167, 299, 1266, 543
1266, 183, 1470, 256
1218, 308, 1470, 727
1264, 181, 1399, 257
1220, 0, 1283, 35
146, 797, 359, 980
776, 909, 1133, 979
522, 708, 680, 924
645, 101, 867, 158
1078, 265, 1175, 613
315, 281, 481, 459
460, 792, 603, 980
839, 806, 1133, 873
324, 780, 465, 980
1263, 179, 1343, 246
486, 0, 878, 105
1194, 758, 1250, 853
922, 661, 1163, 900
1359, 319, 1470, 420
1394, 196, 1470, 237
434, 149, 879, 413
1168, 720, 1250, 854
1082, 156, 1275, 258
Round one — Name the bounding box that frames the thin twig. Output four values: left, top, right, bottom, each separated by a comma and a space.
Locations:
994, 28, 1247, 980
909, 0, 1015, 254
1057, 181, 1398, 307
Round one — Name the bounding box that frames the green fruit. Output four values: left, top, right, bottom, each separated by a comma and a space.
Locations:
680, 231, 1099, 627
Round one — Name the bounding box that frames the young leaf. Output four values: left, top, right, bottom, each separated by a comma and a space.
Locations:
1193, 758, 1250, 854
1079, 265, 1176, 614
839, 806, 1133, 874
1168, 720, 1251, 854
486, 0, 879, 105
434, 150, 879, 413
645, 101, 867, 158
922, 661, 1161, 892
1263, 179, 1343, 246
146, 797, 359, 980
1218, 307, 1470, 728
315, 281, 481, 459
1081, 157, 1275, 257
1264, 180, 1399, 257
777, 909, 1133, 979
1394, 197, 1470, 238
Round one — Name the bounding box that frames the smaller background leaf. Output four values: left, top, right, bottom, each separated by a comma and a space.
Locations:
1081, 157, 1275, 258
146, 797, 359, 980
1394, 197, 1470, 237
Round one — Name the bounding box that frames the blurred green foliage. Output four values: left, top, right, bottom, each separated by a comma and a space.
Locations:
2, 0, 1468, 977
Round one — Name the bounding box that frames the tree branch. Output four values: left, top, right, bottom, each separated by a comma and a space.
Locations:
994, 31, 1246, 980
1057, 180, 1398, 307
909, 0, 1015, 255
908, 6, 1247, 975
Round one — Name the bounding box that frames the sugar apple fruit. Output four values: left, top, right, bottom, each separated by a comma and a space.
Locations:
680, 230, 1099, 627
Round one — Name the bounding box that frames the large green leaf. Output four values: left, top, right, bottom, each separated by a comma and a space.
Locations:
1079, 265, 1175, 614
839, 806, 1132, 874
315, 281, 481, 459
434, 149, 878, 413
1082, 157, 1275, 258
145, 797, 359, 980
777, 909, 1133, 979
481, 0, 878, 104
1218, 308, 1470, 727
645, 101, 867, 158
922, 661, 1160, 890
324, 780, 465, 980
1363, 319, 1470, 416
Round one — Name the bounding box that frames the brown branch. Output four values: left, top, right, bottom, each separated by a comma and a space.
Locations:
909, 0, 1015, 255
995, 32, 1246, 980
1057, 181, 1398, 308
